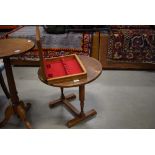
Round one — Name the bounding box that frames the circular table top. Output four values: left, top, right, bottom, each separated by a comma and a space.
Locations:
38, 55, 102, 88
0, 38, 35, 58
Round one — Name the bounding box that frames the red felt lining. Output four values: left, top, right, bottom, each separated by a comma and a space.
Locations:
62, 57, 82, 74
44, 57, 83, 79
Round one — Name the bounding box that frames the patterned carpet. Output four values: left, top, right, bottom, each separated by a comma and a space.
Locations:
107, 28, 155, 64
6, 26, 92, 64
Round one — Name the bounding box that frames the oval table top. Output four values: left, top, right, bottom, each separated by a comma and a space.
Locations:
38, 55, 102, 88
0, 38, 35, 58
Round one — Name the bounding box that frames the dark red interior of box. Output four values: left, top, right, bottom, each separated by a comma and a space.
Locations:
44, 57, 83, 79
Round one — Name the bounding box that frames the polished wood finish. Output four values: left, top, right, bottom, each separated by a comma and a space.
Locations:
0, 38, 34, 128
49, 93, 76, 108
0, 38, 34, 58
91, 32, 100, 60
39, 56, 102, 128
36, 26, 46, 81
67, 109, 97, 128
79, 85, 85, 114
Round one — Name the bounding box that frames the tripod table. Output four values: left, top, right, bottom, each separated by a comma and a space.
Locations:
0, 38, 34, 128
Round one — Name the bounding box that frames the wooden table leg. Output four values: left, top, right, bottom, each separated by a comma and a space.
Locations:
0, 57, 31, 129
79, 85, 85, 115
48, 86, 97, 128
66, 85, 97, 128
0, 101, 14, 127
49, 87, 76, 108
61, 87, 65, 99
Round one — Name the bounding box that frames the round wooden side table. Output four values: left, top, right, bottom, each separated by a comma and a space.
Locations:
38, 55, 102, 128
0, 38, 34, 128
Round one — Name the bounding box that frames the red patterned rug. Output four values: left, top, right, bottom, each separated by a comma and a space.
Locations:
107, 28, 155, 64
1, 26, 92, 65
10, 33, 92, 64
